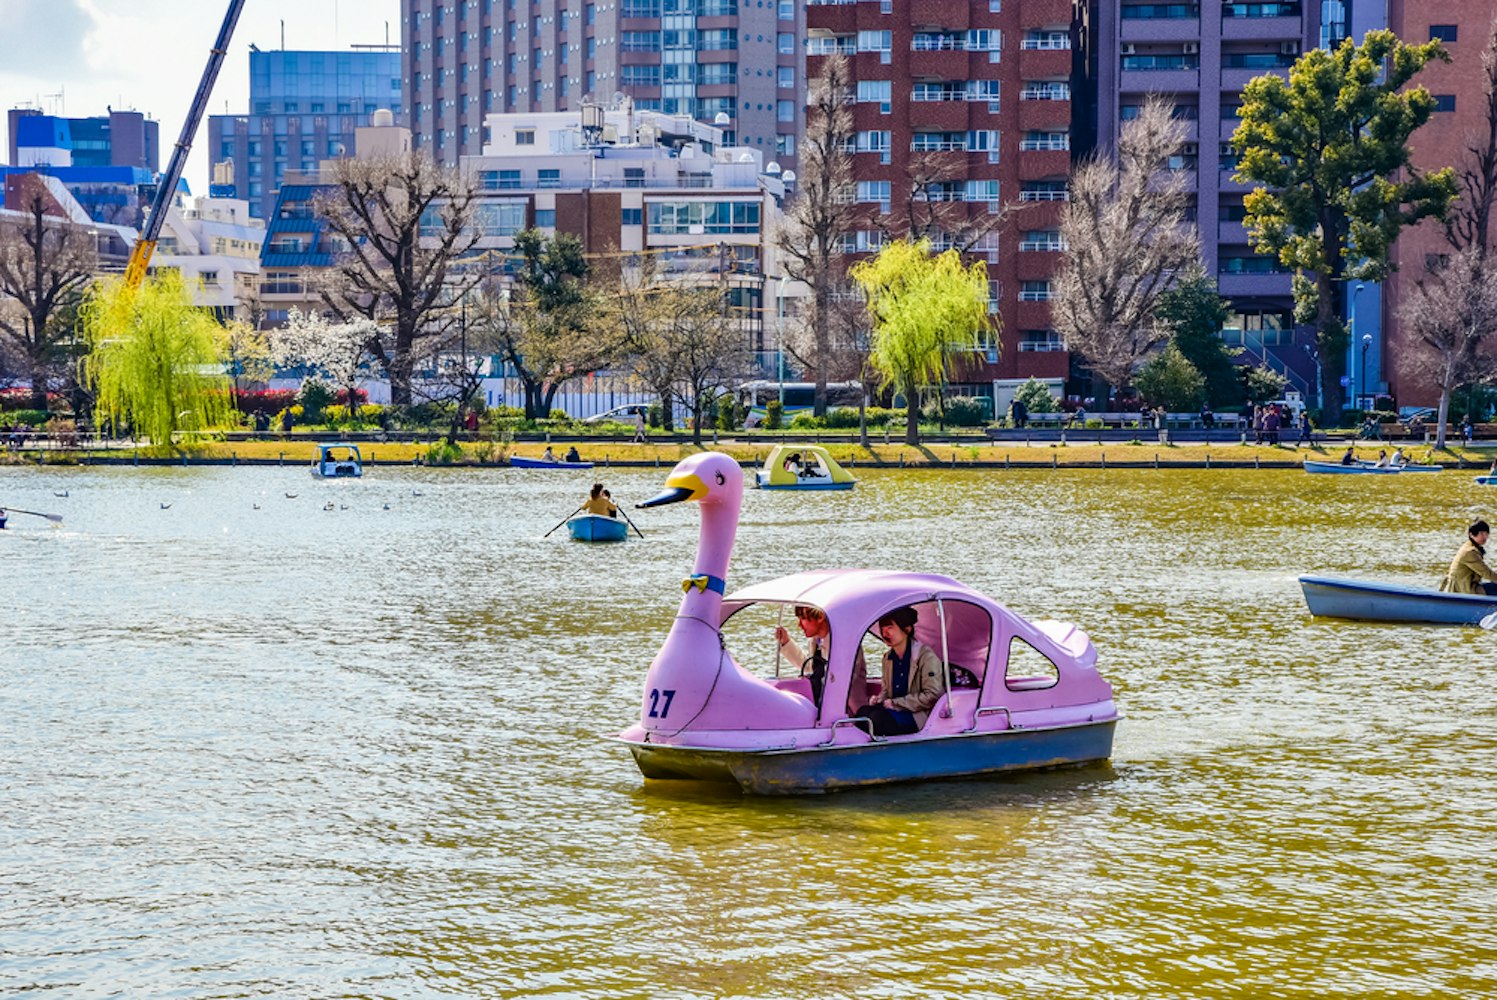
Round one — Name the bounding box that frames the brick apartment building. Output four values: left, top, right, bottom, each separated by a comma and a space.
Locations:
1385, 3, 1492, 408
804, 0, 1082, 405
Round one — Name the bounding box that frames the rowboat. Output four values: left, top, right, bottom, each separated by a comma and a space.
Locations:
612, 452, 1119, 795
1303, 459, 1440, 474
1476, 476, 1497, 486
311, 443, 362, 478
568, 513, 628, 542
755, 444, 856, 491
510, 455, 594, 470
1299, 574, 1497, 625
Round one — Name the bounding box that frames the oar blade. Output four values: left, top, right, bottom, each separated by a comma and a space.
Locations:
1481, 609, 1497, 630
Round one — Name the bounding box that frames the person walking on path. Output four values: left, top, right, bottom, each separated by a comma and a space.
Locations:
1297, 410, 1312, 447
632, 410, 648, 443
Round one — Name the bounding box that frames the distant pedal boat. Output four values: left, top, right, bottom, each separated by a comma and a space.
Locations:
568, 513, 628, 542
755, 444, 856, 491
311, 444, 362, 478
1299, 574, 1497, 625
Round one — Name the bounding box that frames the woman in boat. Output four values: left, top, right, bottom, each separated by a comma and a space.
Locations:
1373, 449, 1390, 468
564, 445, 581, 463
854, 606, 946, 736
775, 605, 867, 715
1439, 520, 1497, 595
542, 446, 557, 463
583, 482, 618, 518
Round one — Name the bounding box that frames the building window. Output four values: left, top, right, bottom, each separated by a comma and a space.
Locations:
1433, 94, 1456, 112
534, 209, 556, 228
516, 129, 536, 145
1430, 24, 1458, 42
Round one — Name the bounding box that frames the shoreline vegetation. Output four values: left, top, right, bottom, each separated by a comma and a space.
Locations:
2, 437, 1491, 470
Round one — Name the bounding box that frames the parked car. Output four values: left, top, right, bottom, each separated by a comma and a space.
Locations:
582, 403, 651, 425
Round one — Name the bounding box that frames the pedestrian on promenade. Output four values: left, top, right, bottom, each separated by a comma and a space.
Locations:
1297, 410, 1312, 446
1462, 415, 1474, 446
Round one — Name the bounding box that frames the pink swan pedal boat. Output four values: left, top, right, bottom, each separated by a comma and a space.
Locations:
611, 451, 1120, 795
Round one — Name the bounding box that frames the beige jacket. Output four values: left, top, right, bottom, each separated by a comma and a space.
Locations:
582, 496, 617, 516
1440, 540, 1497, 594
877, 641, 947, 727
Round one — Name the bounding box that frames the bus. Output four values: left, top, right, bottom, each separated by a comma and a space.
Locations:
737, 381, 866, 427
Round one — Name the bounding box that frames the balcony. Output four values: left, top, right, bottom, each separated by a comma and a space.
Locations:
1119, 18, 1201, 43
1020, 48, 1073, 79
1221, 16, 1305, 42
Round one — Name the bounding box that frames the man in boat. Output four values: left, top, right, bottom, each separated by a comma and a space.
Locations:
1390, 447, 1407, 468
1340, 446, 1356, 466
775, 605, 867, 716
1440, 520, 1497, 595
542, 446, 557, 463
564, 445, 581, 463
583, 482, 618, 518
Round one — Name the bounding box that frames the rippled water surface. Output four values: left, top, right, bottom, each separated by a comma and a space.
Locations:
2, 462, 1494, 998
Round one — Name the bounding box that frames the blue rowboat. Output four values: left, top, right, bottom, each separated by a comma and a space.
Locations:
1476, 476, 1497, 486
511, 455, 594, 470
1303, 459, 1444, 474
1299, 574, 1497, 625
568, 513, 628, 542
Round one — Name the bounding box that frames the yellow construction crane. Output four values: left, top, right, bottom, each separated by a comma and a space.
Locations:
122, 0, 247, 290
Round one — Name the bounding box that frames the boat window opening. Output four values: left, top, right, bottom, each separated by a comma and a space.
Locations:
857, 598, 993, 700
1004, 637, 1060, 690
718, 601, 830, 697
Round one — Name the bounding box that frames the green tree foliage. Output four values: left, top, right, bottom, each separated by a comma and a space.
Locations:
850, 239, 992, 445
481, 230, 610, 419
1232, 30, 1457, 413
1134, 343, 1207, 411
81, 271, 231, 446
1014, 377, 1058, 414
1242, 364, 1290, 406
1155, 264, 1239, 407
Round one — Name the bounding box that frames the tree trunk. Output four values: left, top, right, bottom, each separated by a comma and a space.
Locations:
691, 401, 705, 446
388, 353, 414, 408
904, 389, 920, 446
28, 354, 48, 411
858, 388, 869, 449
1436, 386, 1452, 451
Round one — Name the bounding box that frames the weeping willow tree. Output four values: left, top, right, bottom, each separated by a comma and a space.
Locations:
81, 271, 232, 446
850, 239, 993, 445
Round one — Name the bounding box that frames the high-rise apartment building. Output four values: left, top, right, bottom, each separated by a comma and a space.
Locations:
805, 0, 1079, 400
1385, 3, 1485, 407
402, 0, 803, 174
1095, 1, 1324, 402
208, 46, 404, 219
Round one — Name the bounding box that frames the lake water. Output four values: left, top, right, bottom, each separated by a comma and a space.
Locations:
1, 462, 1493, 998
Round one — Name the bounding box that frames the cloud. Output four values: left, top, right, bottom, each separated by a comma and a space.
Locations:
0, 0, 95, 78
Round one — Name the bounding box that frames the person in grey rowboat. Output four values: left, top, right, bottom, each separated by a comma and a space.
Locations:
1439, 520, 1497, 596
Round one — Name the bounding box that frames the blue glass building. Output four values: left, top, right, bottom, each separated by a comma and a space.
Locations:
207, 46, 403, 219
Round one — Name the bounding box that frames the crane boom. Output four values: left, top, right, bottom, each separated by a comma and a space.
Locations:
122, 0, 248, 290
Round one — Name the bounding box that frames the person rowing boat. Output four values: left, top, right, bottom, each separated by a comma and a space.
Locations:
1439, 519, 1497, 596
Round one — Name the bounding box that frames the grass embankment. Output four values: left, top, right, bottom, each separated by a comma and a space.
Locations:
15, 437, 1490, 468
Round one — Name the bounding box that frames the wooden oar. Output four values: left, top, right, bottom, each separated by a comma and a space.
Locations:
543, 503, 586, 538
1480, 609, 1497, 630
617, 503, 645, 539
2, 507, 63, 523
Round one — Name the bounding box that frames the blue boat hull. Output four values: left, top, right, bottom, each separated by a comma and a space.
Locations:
511, 456, 594, 469
756, 480, 856, 491
626, 720, 1116, 795
1476, 476, 1497, 486
568, 514, 628, 542
1299, 574, 1497, 625
311, 465, 361, 478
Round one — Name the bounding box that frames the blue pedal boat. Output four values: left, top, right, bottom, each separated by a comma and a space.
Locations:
568, 513, 628, 542
1299, 574, 1497, 625
311, 444, 362, 478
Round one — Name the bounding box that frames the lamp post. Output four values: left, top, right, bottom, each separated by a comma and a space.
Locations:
775, 274, 787, 406
1303, 343, 1322, 414
1347, 281, 1365, 410
1360, 333, 1372, 412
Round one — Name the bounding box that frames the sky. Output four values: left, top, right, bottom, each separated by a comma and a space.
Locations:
0, 0, 400, 199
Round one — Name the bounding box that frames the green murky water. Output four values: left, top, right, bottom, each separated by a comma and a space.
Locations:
1, 464, 1492, 998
